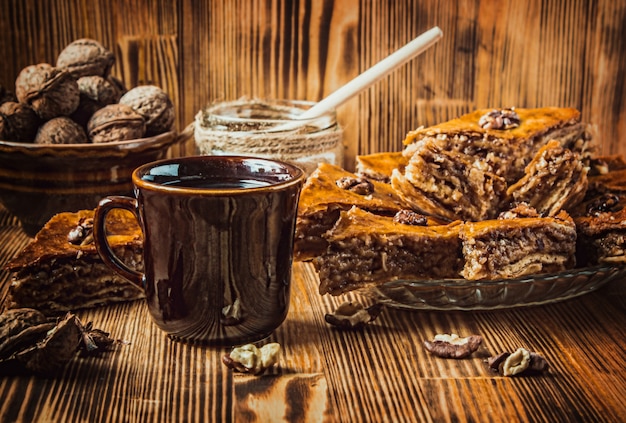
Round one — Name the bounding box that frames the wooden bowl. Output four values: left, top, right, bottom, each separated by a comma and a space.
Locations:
0, 131, 182, 236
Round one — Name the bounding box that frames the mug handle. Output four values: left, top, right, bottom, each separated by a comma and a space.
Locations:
93, 196, 145, 288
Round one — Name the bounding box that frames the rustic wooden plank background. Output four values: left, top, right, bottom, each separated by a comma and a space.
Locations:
1, 0, 625, 166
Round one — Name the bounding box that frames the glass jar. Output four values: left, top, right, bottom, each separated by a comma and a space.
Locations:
194, 98, 343, 175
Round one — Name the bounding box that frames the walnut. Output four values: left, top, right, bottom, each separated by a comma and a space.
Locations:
119, 85, 175, 136
335, 176, 375, 195
325, 302, 383, 329
488, 348, 549, 376
478, 108, 521, 130
502, 347, 530, 376
0, 101, 40, 142
424, 333, 483, 359
34, 117, 89, 144
393, 209, 428, 226
15, 63, 80, 120
87, 103, 146, 143
0, 84, 17, 104
222, 343, 281, 375
56, 38, 115, 79
71, 75, 123, 128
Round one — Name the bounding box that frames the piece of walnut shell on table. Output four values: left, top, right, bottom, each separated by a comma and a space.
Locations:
56, 38, 115, 79
119, 85, 175, 136
0, 101, 40, 142
0, 308, 82, 377
87, 103, 146, 143
15, 63, 80, 120
35, 117, 89, 144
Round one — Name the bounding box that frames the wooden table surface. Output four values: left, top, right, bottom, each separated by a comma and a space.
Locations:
1, 205, 625, 423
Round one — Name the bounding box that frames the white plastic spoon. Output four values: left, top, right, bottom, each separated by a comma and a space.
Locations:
269, 26, 443, 133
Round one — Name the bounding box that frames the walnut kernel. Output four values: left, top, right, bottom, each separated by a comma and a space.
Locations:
502, 347, 530, 376
222, 342, 281, 375
478, 108, 521, 130
221, 298, 244, 325
394, 209, 428, 225
325, 302, 383, 329
488, 348, 549, 376
424, 333, 483, 359
336, 176, 374, 195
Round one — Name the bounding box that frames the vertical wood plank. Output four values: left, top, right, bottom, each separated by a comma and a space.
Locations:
1, 0, 625, 166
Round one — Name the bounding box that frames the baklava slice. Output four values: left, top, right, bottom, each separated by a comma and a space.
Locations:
572, 154, 626, 216
505, 140, 588, 216
396, 138, 507, 221
574, 207, 626, 266
313, 207, 463, 295
294, 163, 414, 261
4, 209, 144, 314
403, 107, 591, 184
460, 208, 577, 280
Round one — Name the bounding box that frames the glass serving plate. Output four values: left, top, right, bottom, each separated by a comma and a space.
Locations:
361, 265, 626, 311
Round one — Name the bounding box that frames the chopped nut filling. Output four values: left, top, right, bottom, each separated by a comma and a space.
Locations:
335, 176, 374, 195
478, 108, 521, 130
393, 209, 428, 226
586, 193, 621, 216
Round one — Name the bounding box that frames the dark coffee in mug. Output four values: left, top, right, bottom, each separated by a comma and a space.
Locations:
93, 156, 305, 345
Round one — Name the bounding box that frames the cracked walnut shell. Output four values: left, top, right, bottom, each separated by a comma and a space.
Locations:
0, 101, 40, 142
87, 103, 146, 143
15, 63, 80, 120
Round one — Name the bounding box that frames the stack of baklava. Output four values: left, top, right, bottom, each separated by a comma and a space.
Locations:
295, 107, 626, 295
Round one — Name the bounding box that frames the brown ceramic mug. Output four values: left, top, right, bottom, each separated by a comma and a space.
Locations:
93, 155, 305, 345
